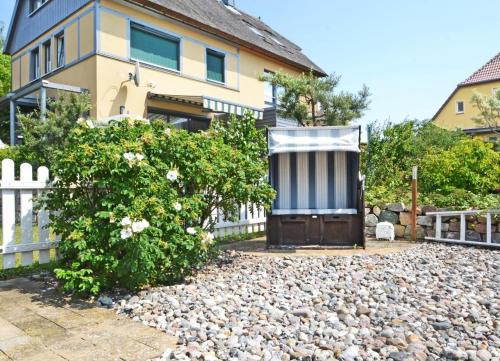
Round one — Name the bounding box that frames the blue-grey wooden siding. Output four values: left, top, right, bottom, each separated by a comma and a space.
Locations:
271, 151, 358, 211
7, 0, 93, 55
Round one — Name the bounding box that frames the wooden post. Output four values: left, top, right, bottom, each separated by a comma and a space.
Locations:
411, 166, 417, 242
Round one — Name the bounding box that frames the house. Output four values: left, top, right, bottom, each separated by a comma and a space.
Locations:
432, 52, 500, 142
1, 0, 326, 145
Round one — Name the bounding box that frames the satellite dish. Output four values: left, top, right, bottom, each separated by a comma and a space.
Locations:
129, 61, 141, 87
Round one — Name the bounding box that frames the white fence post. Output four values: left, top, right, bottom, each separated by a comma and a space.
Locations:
2, 159, 16, 269
486, 212, 492, 244
425, 210, 499, 248
0, 158, 268, 270
20, 163, 34, 266
435, 215, 442, 239
38, 166, 50, 264
459, 213, 466, 241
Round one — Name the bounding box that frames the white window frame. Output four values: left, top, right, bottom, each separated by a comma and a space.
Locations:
30, 47, 40, 81
455, 100, 464, 114
55, 32, 65, 69
43, 40, 51, 74
29, 0, 50, 16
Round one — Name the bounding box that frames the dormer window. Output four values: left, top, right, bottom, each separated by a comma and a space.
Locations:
29, 0, 49, 14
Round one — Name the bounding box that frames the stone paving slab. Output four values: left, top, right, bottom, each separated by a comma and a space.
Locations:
221, 237, 417, 256
0, 278, 177, 361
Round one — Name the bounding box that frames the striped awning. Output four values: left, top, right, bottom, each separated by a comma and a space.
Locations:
147, 92, 263, 120
202, 97, 263, 120
268, 126, 361, 155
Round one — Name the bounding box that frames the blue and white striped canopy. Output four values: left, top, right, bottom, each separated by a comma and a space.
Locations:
268, 126, 360, 155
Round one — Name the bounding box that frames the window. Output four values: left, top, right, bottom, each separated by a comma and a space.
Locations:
493, 88, 500, 96
456, 101, 464, 114
206, 49, 225, 83
264, 70, 283, 106
43, 41, 51, 74
29, 0, 49, 14
55, 32, 65, 68
30, 47, 40, 80
130, 24, 180, 71
147, 108, 210, 132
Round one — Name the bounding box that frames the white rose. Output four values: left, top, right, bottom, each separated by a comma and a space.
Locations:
165, 128, 172, 137
186, 227, 196, 235
166, 170, 178, 182
173, 202, 182, 211
121, 217, 132, 227
123, 152, 135, 161
132, 219, 150, 233
202, 232, 215, 245
135, 153, 145, 162
85, 119, 95, 129
120, 228, 133, 239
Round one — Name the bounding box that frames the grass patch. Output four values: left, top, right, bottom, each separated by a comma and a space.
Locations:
0, 260, 59, 281
217, 230, 266, 245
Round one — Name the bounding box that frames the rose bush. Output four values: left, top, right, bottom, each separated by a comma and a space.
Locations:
46, 113, 274, 294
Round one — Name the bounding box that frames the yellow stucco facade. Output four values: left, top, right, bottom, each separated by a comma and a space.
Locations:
9, 0, 304, 121
433, 81, 500, 142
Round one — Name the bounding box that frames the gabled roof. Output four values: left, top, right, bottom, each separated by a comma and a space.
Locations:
432, 52, 500, 120
128, 0, 327, 76
459, 52, 500, 86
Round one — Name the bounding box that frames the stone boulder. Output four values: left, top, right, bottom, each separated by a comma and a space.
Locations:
386, 202, 405, 212
448, 220, 460, 232
379, 210, 399, 224
404, 225, 426, 240
372, 206, 381, 216
365, 227, 376, 236
420, 205, 437, 215
376, 222, 395, 241
399, 212, 413, 226
394, 224, 406, 238
365, 214, 378, 227
465, 230, 482, 242
416, 216, 433, 227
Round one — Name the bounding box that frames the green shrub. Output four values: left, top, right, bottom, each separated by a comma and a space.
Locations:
18, 92, 91, 168
363, 120, 499, 208
45, 114, 274, 294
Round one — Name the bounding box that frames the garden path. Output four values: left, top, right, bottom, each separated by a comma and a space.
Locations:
0, 277, 176, 361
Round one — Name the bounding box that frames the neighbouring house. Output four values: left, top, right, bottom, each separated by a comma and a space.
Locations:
432, 52, 500, 142
0, 0, 326, 145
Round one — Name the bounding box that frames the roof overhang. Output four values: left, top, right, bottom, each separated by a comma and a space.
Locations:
147, 92, 264, 119
462, 126, 500, 135
0, 80, 87, 108
124, 0, 327, 77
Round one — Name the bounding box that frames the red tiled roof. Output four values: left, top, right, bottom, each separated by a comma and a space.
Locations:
459, 52, 500, 86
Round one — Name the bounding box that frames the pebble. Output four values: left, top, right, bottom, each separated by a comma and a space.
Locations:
116, 243, 500, 361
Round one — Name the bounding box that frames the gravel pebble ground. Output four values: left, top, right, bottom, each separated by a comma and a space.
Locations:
117, 243, 500, 361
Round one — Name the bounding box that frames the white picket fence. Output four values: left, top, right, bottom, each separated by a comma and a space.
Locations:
425, 209, 500, 248
0, 159, 266, 270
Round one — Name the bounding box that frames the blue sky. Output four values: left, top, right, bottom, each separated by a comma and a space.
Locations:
1, 0, 499, 128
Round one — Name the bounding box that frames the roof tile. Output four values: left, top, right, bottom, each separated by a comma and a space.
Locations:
459, 52, 500, 86
140, 0, 326, 75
